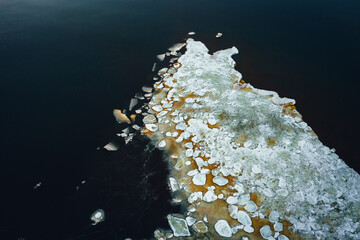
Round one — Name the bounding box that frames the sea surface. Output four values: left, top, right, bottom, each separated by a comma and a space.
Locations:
0, 0, 359, 239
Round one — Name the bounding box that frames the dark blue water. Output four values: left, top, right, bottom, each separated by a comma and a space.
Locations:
1, 0, 359, 239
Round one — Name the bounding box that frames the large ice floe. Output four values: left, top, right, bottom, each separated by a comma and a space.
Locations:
120, 38, 360, 239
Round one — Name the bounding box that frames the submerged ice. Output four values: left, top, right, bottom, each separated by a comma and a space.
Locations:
119, 38, 360, 239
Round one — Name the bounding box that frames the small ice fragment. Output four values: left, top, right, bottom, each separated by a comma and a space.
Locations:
244, 141, 252, 148
244, 201, 257, 212
143, 115, 157, 124
186, 216, 197, 226
226, 196, 238, 204
193, 221, 208, 233
260, 225, 273, 239
188, 191, 203, 203
214, 220, 232, 238
238, 194, 250, 205
169, 177, 179, 192
145, 123, 158, 132
208, 118, 217, 125
188, 32, 195, 35
157, 54, 165, 61
33, 182, 41, 189
192, 173, 206, 186
104, 142, 119, 151
203, 190, 218, 202
252, 165, 261, 174
168, 43, 186, 52
167, 215, 191, 237
212, 176, 229, 186
274, 222, 283, 232
244, 225, 254, 233
228, 205, 238, 219
152, 62, 157, 72
142, 86, 153, 93
187, 169, 199, 176
216, 33, 223, 38
237, 211, 252, 226
90, 209, 105, 225
278, 234, 289, 240
185, 149, 193, 157
158, 140, 166, 148
269, 211, 280, 223
113, 109, 131, 124
129, 98, 138, 111
152, 105, 163, 112
185, 161, 191, 165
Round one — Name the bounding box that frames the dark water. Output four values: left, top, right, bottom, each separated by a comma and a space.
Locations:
1, 0, 359, 239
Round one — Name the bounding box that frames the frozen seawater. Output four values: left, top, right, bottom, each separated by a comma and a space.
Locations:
135, 39, 360, 239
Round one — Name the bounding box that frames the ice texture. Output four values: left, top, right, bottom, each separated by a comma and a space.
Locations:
148, 39, 360, 239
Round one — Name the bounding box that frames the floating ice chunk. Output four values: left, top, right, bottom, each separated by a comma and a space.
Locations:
184, 142, 193, 149
186, 216, 196, 226
238, 194, 250, 205
252, 165, 261, 174
157, 54, 165, 61
186, 149, 194, 157
244, 141, 252, 148
168, 43, 186, 52
113, 109, 131, 124
129, 98, 138, 111
192, 221, 208, 233
176, 122, 187, 130
226, 196, 238, 205
277, 234, 289, 240
269, 211, 280, 223
237, 211, 252, 226
142, 86, 153, 93
169, 177, 179, 192
187, 169, 199, 176
278, 177, 286, 188
158, 140, 166, 148
167, 215, 191, 237
145, 124, 158, 132
152, 63, 157, 72
188, 191, 203, 203
188, 32, 195, 35
263, 188, 275, 198
208, 118, 217, 125
104, 142, 119, 151
152, 105, 163, 112
203, 190, 218, 202
244, 201, 257, 212
33, 182, 41, 189
212, 176, 229, 186
185, 161, 191, 165
214, 220, 232, 238
260, 225, 273, 239
274, 222, 283, 232
90, 209, 105, 225
276, 189, 288, 196
216, 33, 223, 38
244, 225, 254, 233
192, 173, 206, 186
228, 205, 238, 219
194, 157, 204, 168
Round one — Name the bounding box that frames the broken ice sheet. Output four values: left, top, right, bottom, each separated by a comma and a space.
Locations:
137, 39, 360, 239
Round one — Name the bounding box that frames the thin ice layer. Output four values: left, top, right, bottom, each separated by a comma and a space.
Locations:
147, 39, 360, 239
